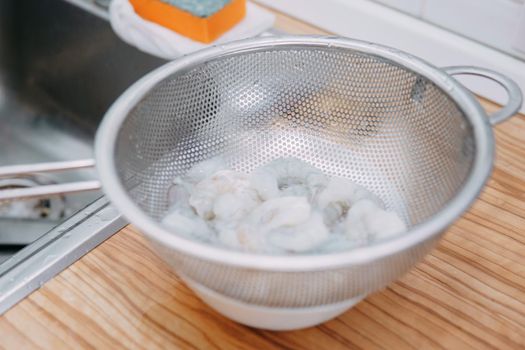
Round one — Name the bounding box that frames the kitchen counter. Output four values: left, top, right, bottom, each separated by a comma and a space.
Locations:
1, 6, 525, 350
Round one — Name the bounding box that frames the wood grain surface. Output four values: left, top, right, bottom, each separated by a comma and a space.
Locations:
1, 5, 525, 350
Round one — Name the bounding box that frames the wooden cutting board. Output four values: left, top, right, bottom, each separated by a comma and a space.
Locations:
1, 5, 524, 350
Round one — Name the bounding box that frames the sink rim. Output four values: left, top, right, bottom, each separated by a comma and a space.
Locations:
0, 196, 126, 314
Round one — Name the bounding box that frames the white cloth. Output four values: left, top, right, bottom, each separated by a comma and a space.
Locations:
110, 0, 275, 59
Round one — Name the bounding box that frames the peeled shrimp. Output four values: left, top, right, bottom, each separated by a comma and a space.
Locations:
224, 197, 331, 253
161, 156, 407, 255
162, 183, 213, 240
245, 196, 312, 230
267, 211, 329, 252
250, 158, 328, 200
229, 196, 313, 253
316, 177, 382, 226
185, 156, 227, 184
189, 170, 259, 221
162, 207, 213, 241
344, 199, 406, 242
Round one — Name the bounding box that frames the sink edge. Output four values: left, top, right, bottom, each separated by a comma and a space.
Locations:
0, 197, 127, 314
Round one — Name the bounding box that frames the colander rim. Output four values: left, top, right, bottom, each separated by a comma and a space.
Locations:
95, 36, 494, 271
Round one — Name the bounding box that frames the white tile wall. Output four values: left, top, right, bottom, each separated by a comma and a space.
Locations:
423, 0, 524, 59
371, 0, 525, 59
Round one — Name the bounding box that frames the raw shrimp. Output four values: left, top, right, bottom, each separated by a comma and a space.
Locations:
250, 158, 328, 200
228, 196, 314, 253
344, 199, 406, 242
189, 170, 259, 221
162, 183, 213, 241
185, 156, 227, 184
162, 207, 213, 241
245, 196, 312, 230
161, 156, 407, 255
167, 176, 192, 203
316, 177, 382, 226
267, 211, 329, 252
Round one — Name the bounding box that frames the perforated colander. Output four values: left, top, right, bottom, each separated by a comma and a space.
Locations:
1, 36, 522, 329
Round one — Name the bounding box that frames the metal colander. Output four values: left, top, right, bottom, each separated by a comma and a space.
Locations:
89, 36, 521, 311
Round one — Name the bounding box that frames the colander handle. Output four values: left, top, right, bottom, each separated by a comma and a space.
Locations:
443, 66, 523, 125
0, 159, 101, 202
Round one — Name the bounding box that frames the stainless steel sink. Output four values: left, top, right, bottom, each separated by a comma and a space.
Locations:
0, 0, 165, 312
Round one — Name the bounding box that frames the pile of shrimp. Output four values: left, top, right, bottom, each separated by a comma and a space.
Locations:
162, 157, 406, 254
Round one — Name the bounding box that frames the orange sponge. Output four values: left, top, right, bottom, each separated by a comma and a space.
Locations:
129, 0, 246, 44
